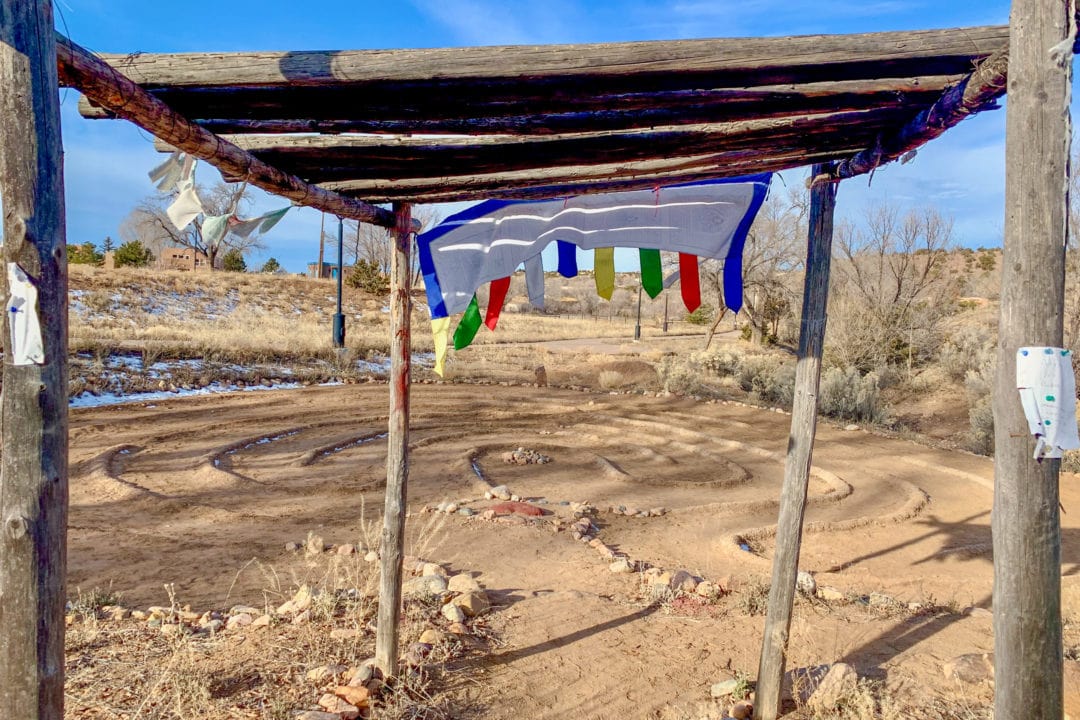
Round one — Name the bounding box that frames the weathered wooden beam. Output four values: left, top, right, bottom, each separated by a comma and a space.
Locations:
755, 163, 838, 720
375, 203, 413, 677
80, 75, 959, 132
150, 107, 909, 182
73, 25, 1007, 94
54, 35, 396, 228
992, 1, 1072, 719
834, 49, 1008, 179
320, 144, 858, 203
0, 1, 69, 718
326, 152, 846, 204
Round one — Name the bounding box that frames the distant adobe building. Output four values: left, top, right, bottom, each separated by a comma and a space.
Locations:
159, 247, 209, 271
307, 261, 345, 279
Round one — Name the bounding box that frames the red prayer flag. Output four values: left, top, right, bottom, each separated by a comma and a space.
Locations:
679, 253, 701, 313
485, 276, 512, 330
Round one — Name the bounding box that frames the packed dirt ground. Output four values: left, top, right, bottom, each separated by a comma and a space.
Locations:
64, 371, 1080, 719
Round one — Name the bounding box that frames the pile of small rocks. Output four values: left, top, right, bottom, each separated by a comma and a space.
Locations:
501, 447, 551, 465
603, 504, 667, 518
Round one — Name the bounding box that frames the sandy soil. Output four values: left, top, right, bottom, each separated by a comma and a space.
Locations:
67, 383, 1080, 717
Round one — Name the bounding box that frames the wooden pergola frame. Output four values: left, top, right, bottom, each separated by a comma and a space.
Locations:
0, 2, 1073, 718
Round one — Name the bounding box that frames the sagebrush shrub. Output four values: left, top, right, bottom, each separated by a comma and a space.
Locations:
818, 367, 888, 424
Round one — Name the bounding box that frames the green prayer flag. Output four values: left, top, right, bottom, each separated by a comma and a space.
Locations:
258, 206, 290, 233
639, 248, 663, 299
594, 248, 615, 300
453, 295, 483, 350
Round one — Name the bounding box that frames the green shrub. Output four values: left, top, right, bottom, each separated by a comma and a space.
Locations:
113, 240, 154, 268
699, 349, 741, 377
818, 367, 888, 424
221, 248, 247, 272
684, 304, 713, 325
68, 241, 103, 265
345, 259, 390, 295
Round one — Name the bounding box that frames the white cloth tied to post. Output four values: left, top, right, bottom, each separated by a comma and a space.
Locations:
1016, 346, 1080, 460
6, 263, 44, 365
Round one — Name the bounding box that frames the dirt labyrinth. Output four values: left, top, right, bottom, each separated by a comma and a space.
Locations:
68, 384, 1080, 717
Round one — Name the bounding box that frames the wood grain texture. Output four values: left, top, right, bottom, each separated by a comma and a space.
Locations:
83, 76, 961, 129
88, 77, 957, 135
992, 2, 1072, 719
375, 203, 413, 677
0, 1, 70, 718
835, 50, 1008, 178
79, 25, 1008, 90
150, 108, 908, 182
54, 35, 396, 227
755, 164, 838, 720
318, 144, 859, 203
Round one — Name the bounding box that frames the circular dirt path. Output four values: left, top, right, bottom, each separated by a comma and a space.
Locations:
67, 384, 1080, 717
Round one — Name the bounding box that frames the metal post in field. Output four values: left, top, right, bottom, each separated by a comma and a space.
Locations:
333, 217, 345, 347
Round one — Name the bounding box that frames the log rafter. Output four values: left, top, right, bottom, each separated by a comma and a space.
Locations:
61, 23, 1017, 210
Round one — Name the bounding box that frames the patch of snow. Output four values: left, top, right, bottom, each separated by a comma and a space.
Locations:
69, 380, 303, 409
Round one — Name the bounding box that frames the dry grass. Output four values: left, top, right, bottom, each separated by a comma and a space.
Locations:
65, 551, 478, 719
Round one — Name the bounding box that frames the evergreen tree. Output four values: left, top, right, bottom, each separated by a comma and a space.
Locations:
260, 257, 282, 274
222, 248, 247, 272
67, 242, 104, 265
113, 240, 154, 268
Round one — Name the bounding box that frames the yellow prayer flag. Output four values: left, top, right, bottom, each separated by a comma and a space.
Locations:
431, 317, 451, 376
595, 247, 615, 300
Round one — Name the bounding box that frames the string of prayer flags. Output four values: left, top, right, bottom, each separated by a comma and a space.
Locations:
525, 255, 545, 309
431, 317, 451, 376
485, 277, 512, 331
639, 248, 663, 299
453, 296, 484, 351
557, 240, 578, 278
678, 253, 702, 313
594, 248, 615, 300
416, 175, 771, 361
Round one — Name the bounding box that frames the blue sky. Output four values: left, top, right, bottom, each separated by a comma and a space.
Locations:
55, 1, 1040, 271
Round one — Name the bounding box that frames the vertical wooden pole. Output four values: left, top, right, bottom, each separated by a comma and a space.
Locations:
755, 164, 837, 720
993, 2, 1072, 718
0, 1, 69, 718
375, 203, 413, 676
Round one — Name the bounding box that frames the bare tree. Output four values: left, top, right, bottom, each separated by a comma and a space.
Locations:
119, 182, 264, 269
340, 206, 441, 286
700, 185, 807, 345
829, 203, 961, 371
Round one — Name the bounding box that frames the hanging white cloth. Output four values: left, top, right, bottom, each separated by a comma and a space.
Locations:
1016, 346, 1080, 460
166, 179, 204, 231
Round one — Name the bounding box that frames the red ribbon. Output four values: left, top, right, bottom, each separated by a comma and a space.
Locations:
485, 276, 512, 330
679, 253, 701, 313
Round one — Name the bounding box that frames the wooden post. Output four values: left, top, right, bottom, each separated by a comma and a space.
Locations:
0, 1, 69, 718
375, 202, 413, 676
755, 163, 837, 720
992, 2, 1072, 719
